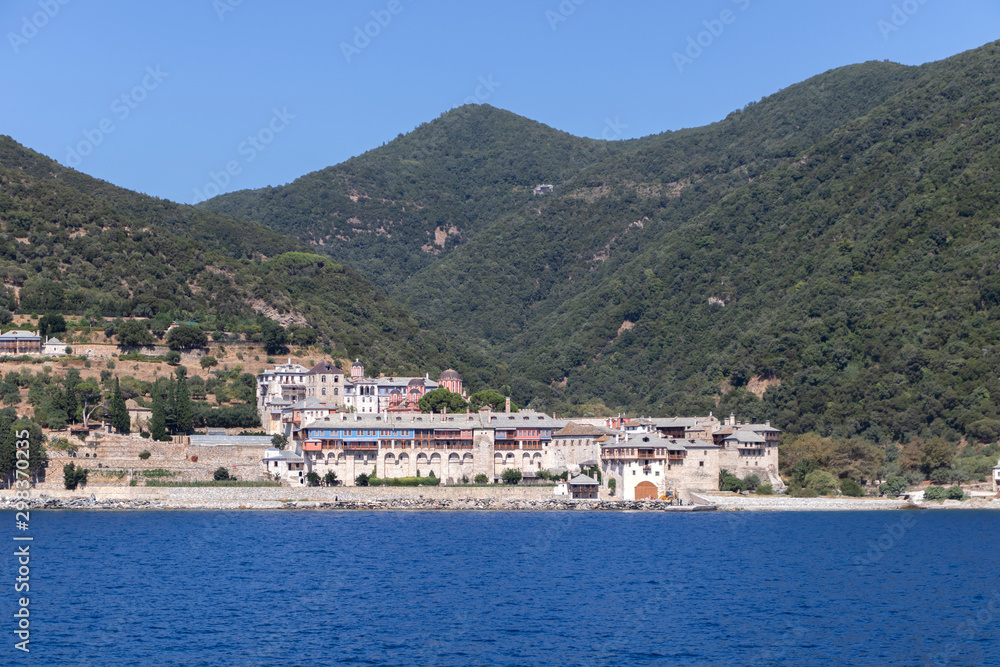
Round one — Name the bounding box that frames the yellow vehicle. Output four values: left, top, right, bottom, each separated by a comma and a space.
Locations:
660, 488, 678, 503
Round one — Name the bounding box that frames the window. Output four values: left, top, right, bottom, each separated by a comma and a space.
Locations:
321, 376, 326, 383
699, 461, 704, 467
321, 388, 326, 396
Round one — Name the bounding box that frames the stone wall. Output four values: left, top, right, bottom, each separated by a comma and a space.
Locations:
16, 483, 559, 507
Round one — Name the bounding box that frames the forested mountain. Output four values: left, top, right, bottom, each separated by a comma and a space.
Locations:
200, 105, 625, 288
0, 138, 492, 382
11, 40, 1000, 450
203, 40, 1000, 446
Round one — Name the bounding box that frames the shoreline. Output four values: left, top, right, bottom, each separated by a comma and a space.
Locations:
3, 488, 997, 511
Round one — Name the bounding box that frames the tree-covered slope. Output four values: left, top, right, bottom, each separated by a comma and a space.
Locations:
392, 60, 920, 347
503, 40, 1000, 445
199, 105, 625, 287
0, 138, 491, 381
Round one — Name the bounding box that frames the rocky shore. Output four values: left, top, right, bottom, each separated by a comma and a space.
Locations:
696, 493, 1000, 511
0, 495, 714, 511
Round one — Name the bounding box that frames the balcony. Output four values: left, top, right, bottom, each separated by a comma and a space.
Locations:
344, 441, 378, 451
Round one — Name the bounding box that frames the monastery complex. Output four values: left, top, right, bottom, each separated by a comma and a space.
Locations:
257, 360, 784, 500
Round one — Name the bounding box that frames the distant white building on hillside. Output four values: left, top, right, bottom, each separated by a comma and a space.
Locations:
43, 337, 67, 356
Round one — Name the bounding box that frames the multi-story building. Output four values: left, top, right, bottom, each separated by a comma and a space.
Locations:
304, 361, 346, 404
256, 359, 310, 433
290, 410, 565, 485
601, 414, 782, 501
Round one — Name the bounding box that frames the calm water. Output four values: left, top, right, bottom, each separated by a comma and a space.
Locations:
2, 510, 998, 666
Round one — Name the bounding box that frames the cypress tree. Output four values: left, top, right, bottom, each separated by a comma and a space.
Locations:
174, 378, 192, 434
150, 388, 166, 441
111, 378, 130, 434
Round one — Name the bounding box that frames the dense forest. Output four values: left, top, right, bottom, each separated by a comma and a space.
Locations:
201, 41, 1000, 450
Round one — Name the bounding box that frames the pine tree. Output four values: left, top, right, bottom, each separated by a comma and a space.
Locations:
150, 388, 166, 441
110, 378, 130, 434
174, 378, 192, 434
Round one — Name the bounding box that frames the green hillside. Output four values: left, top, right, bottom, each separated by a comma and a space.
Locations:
199, 105, 625, 288
502, 41, 1000, 445
0, 137, 489, 381
204, 40, 1000, 447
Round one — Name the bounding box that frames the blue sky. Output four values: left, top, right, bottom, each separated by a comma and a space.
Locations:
2, 0, 998, 204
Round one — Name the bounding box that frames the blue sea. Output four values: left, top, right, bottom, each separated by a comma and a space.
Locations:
2, 510, 998, 666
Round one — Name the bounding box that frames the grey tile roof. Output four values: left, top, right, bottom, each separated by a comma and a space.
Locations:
263, 448, 304, 461
0, 330, 40, 339
726, 430, 767, 444
569, 473, 598, 485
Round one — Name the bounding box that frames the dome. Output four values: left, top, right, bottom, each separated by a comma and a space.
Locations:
439, 369, 461, 380
407, 377, 424, 386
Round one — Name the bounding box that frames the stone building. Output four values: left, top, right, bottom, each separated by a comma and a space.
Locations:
550, 422, 614, 472
304, 361, 346, 404
256, 359, 310, 433
600, 414, 782, 500
293, 410, 565, 485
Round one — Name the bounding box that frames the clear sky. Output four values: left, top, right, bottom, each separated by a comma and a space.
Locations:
2, 0, 998, 204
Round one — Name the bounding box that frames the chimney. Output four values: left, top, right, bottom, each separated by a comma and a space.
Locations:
505, 397, 511, 413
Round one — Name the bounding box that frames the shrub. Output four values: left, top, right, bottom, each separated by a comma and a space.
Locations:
501, 468, 522, 485
461, 474, 469, 483
368, 476, 440, 487
720, 474, 744, 492
138, 450, 151, 460
742, 474, 761, 491
608, 478, 617, 493
878, 476, 909, 497
164, 351, 182, 365
323, 471, 337, 486
804, 470, 839, 495
200, 356, 218, 369
946, 485, 964, 500
213, 467, 231, 481
839, 478, 864, 497
355, 472, 369, 487
63, 463, 88, 490
791, 487, 819, 498
305, 472, 320, 486
474, 473, 488, 484
923, 485, 947, 500
756, 483, 773, 495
